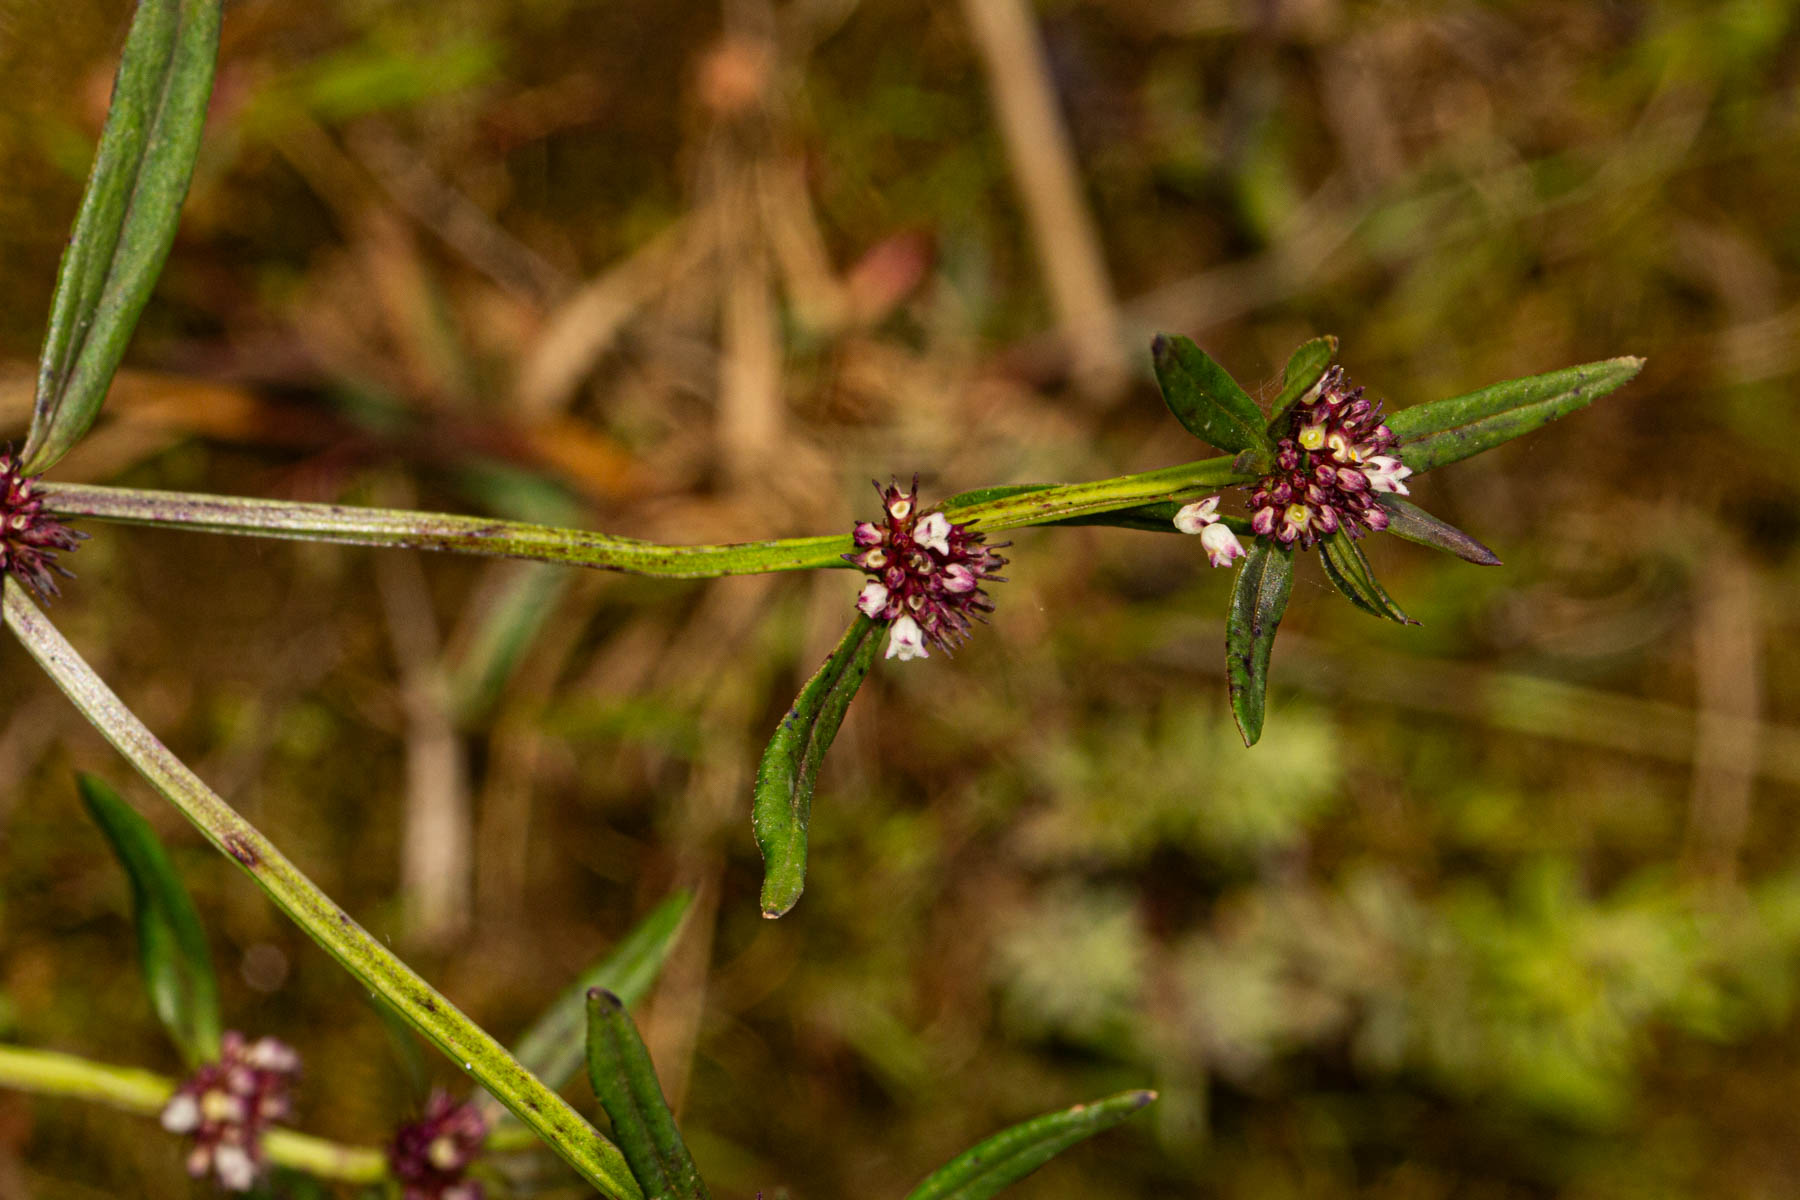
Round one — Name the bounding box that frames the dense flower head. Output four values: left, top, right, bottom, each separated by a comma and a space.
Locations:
389, 1092, 489, 1200
159, 1032, 301, 1192
1248, 365, 1411, 549
0, 450, 84, 600
846, 476, 1007, 660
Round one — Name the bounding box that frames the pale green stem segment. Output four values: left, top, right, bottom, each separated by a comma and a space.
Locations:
41, 457, 1246, 578
1, 581, 643, 1200
0, 1044, 388, 1182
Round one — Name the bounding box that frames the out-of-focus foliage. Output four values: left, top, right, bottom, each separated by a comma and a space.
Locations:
1, 0, 1798, 1197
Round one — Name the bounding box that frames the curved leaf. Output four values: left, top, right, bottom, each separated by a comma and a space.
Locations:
78, 772, 221, 1065
1265, 335, 1338, 432
1151, 334, 1272, 459
1387, 356, 1644, 475
22, 0, 223, 474
903, 1090, 1156, 1200
511, 891, 694, 1090
1226, 539, 1294, 746
752, 614, 883, 917
586, 989, 713, 1200
1318, 534, 1416, 624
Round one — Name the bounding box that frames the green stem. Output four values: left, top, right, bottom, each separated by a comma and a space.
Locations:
2, 581, 643, 1200
41, 457, 1245, 578
0, 1044, 388, 1183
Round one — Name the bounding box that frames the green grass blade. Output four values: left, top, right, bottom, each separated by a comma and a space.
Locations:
23, 0, 224, 474
1265, 335, 1338, 432
1151, 333, 1273, 458
1318, 534, 1416, 624
1386, 356, 1644, 475
752, 614, 883, 918
903, 1090, 1157, 1200
585, 990, 713, 1200
77, 773, 222, 1065
511, 892, 694, 1091
1226, 539, 1294, 747
1374, 496, 1501, 565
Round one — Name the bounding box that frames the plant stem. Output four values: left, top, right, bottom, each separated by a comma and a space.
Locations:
41, 457, 1246, 578
0, 1044, 388, 1183
2, 581, 643, 1200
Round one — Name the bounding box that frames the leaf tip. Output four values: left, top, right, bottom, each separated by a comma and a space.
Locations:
587, 987, 625, 1014
1133, 1090, 1158, 1108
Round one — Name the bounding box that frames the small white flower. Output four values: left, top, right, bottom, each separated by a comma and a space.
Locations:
1172, 496, 1221, 534
941, 563, 977, 593
161, 1093, 201, 1134
915, 511, 952, 555
885, 615, 929, 661
1199, 522, 1246, 567
212, 1143, 257, 1192
856, 581, 890, 617
1362, 455, 1412, 495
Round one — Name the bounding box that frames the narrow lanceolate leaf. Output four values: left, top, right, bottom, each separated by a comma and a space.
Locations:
22, 0, 223, 474
1265, 335, 1338, 432
903, 1090, 1157, 1200
1386, 356, 1644, 475
1375, 496, 1501, 566
1226, 539, 1294, 747
511, 892, 694, 1091
586, 990, 713, 1200
1151, 333, 1273, 459
1318, 534, 1416, 625
752, 614, 884, 918
78, 773, 221, 1066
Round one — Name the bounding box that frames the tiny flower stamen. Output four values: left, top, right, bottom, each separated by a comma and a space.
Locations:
0, 450, 85, 601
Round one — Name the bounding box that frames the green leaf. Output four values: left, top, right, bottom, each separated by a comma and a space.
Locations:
1375, 495, 1501, 566
1150, 334, 1273, 458
1265, 335, 1338, 432
941, 487, 1240, 535
1226, 539, 1294, 747
21, 0, 224, 474
78, 773, 221, 1065
585, 989, 713, 1200
903, 1090, 1157, 1200
1386, 356, 1644, 475
1318, 534, 1416, 624
752, 614, 884, 917
512, 892, 694, 1090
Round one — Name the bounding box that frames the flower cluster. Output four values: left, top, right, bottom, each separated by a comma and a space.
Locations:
389, 1092, 489, 1200
1246, 366, 1411, 548
0, 450, 84, 600
159, 1032, 301, 1191
847, 478, 1007, 661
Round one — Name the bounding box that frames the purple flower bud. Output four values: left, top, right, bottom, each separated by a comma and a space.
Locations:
850, 479, 1007, 660
390, 1092, 489, 1200
160, 1032, 300, 1193
1252, 506, 1277, 535
0, 450, 85, 601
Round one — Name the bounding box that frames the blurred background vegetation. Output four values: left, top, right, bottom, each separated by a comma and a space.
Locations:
1, 0, 1797, 1195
